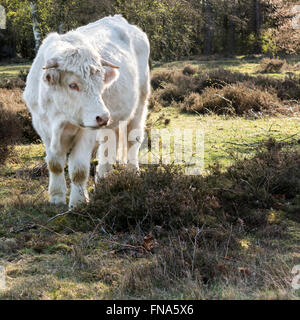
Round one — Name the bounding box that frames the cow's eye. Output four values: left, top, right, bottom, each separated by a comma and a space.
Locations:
69, 83, 80, 91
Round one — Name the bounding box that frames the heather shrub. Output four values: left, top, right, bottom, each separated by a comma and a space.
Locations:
16, 109, 40, 143
151, 70, 176, 90
150, 67, 300, 115
181, 83, 283, 116
0, 77, 25, 90
199, 69, 253, 90
0, 102, 22, 164
180, 92, 203, 113
0, 89, 40, 153
258, 58, 287, 73
71, 140, 300, 233
182, 64, 199, 75
0, 69, 29, 90
158, 83, 186, 104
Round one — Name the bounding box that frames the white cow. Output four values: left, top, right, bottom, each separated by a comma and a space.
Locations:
23, 15, 150, 208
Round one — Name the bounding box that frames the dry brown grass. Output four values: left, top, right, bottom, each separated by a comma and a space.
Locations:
151, 70, 176, 90
0, 88, 26, 112
0, 69, 28, 89
258, 58, 287, 73
0, 89, 39, 160
182, 64, 199, 75
180, 83, 286, 116
150, 67, 300, 115
70, 140, 300, 233
0, 89, 24, 163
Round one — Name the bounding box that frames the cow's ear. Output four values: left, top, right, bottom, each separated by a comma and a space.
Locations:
103, 66, 119, 86
43, 69, 60, 85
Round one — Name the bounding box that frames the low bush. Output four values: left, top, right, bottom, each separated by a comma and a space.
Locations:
74, 139, 300, 233
0, 89, 40, 163
182, 64, 199, 75
0, 69, 29, 90
151, 70, 176, 90
179, 92, 203, 113
0, 102, 22, 164
150, 67, 300, 115
258, 58, 287, 73
181, 83, 284, 116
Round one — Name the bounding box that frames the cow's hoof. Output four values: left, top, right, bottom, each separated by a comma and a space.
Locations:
68, 200, 85, 210
50, 195, 66, 205
69, 188, 89, 209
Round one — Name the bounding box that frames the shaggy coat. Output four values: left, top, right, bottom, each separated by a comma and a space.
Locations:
23, 15, 151, 208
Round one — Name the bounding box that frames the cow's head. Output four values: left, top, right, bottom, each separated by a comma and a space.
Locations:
42, 47, 119, 129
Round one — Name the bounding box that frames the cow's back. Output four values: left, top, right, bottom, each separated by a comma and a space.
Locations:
77, 15, 150, 124
77, 15, 150, 75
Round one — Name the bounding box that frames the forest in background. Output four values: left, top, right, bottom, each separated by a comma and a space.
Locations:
0, 0, 299, 62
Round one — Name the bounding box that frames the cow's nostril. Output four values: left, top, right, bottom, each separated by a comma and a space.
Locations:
96, 116, 109, 126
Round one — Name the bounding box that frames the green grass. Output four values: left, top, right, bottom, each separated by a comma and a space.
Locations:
153, 56, 300, 79
0, 64, 31, 80
148, 107, 300, 168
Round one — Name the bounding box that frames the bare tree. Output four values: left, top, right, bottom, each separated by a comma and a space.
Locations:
203, 0, 214, 54
29, 1, 41, 54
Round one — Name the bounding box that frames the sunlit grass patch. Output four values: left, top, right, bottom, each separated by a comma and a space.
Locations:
0, 64, 31, 80
147, 108, 300, 168
153, 57, 300, 79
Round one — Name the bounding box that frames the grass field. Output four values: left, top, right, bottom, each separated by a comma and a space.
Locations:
0, 64, 31, 80
0, 57, 300, 299
153, 55, 300, 79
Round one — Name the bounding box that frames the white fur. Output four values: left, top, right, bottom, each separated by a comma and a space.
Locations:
23, 15, 151, 208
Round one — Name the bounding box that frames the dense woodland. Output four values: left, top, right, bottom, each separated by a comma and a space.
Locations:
0, 0, 299, 61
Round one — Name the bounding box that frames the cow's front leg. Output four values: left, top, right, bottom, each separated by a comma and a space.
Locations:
46, 120, 68, 205
68, 130, 96, 208
46, 151, 67, 205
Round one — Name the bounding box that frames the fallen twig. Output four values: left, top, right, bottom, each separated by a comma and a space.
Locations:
44, 210, 71, 225
103, 239, 148, 253
10, 209, 72, 234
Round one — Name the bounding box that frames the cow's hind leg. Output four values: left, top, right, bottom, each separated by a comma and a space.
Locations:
126, 79, 150, 171
68, 130, 95, 208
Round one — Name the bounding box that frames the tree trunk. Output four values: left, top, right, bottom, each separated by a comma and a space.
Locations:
227, 1, 236, 55
255, 0, 261, 36
203, 0, 214, 55
0, 5, 6, 30
253, 0, 262, 52
58, 23, 65, 34
57, 0, 66, 34
29, 1, 41, 54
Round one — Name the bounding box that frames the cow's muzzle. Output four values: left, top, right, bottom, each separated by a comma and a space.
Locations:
96, 115, 110, 127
